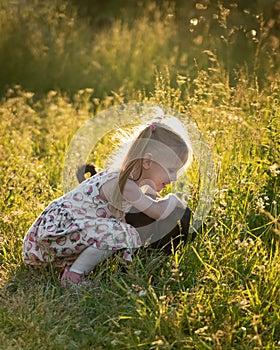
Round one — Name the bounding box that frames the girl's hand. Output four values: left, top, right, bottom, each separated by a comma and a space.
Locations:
140, 184, 160, 199
123, 180, 183, 221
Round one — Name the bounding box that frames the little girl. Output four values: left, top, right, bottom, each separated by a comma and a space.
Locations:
23, 117, 193, 286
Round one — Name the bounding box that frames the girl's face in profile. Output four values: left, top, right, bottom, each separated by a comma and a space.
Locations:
139, 150, 184, 192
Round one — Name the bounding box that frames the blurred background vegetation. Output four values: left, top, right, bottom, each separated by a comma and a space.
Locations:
0, 0, 279, 98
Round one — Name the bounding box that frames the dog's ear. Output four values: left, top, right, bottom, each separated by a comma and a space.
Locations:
180, 207, 191, 235
76, 164, 97, 183
180, 207, 196, 242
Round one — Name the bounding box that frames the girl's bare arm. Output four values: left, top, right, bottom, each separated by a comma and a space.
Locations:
123, 180, 184, 220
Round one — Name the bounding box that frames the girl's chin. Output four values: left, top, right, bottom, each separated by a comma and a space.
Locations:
157, 184, 166, 192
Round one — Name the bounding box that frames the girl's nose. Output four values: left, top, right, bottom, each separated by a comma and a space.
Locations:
169, 172, 177, 182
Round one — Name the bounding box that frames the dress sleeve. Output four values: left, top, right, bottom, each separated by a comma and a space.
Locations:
123, 180, 184, 220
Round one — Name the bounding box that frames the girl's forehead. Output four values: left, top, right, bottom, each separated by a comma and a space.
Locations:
154, 151, 184, 168
146, 140, 187, 166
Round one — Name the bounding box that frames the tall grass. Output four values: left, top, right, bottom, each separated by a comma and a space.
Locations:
0, 0, 179, 97
0, 1, 280, 349
0, 0, 279, 97
1, 74, 279, 349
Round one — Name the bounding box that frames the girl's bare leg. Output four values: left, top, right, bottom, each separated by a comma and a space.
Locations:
61, 246, 113, 286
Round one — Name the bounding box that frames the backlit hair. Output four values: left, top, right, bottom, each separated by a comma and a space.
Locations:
109, 116, 193, 209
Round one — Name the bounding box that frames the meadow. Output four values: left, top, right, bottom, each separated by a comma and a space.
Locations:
0, 1, 280, 349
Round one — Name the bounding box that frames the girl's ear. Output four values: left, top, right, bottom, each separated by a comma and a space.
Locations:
142, 153, 152, 169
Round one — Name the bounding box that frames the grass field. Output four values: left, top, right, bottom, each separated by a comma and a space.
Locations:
0, 1, 280, 349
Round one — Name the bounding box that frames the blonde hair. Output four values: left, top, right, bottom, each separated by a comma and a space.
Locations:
110, 117, 193, 209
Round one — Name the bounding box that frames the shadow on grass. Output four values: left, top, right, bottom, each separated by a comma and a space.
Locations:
0, 244, 202, 349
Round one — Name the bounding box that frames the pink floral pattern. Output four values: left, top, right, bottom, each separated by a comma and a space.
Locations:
23, 171, 141, 267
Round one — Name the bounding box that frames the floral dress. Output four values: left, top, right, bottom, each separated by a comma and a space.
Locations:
23, 170, 142, 268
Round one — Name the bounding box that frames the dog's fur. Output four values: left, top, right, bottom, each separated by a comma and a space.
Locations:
76, 164, 195, 254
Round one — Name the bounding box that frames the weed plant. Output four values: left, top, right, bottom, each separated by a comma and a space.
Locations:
0, 1, 280, 349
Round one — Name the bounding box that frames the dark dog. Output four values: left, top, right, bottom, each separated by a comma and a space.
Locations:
76, 164, 195, 254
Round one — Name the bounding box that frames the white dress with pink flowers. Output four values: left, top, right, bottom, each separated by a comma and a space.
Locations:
23, 170, 142, 268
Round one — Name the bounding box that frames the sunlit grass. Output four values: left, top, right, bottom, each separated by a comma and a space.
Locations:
0, 1, 280, 349
1, 71, 279, 348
